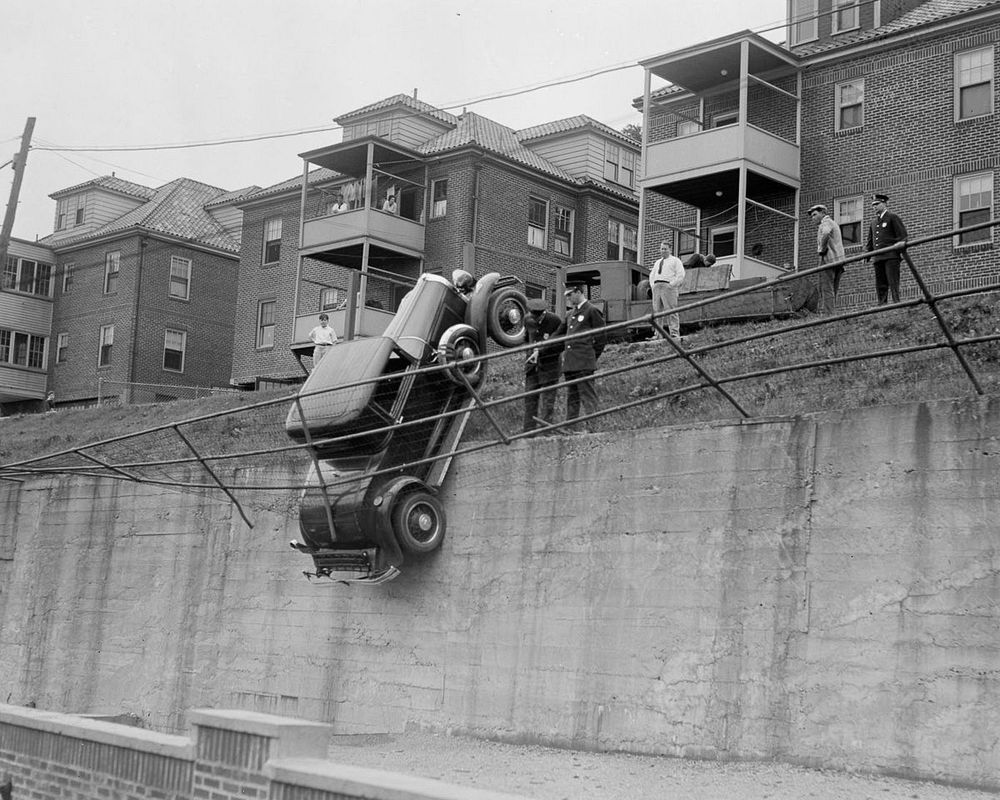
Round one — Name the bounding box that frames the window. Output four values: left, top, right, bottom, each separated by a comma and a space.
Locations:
525, 282, 546, 301
835, 196, 864, 245
262, 217, 282, 264
832, 0, 859, 32
75, 206, 85, 225
431, 179, 448, 218
169, 256, 192, 300
553, 206, 574, 257
98, 324, 114, 366
104, 251, 120, 294
713, 111, 738, 128
62, 262, 74, 293
56, 332, 69, 364
2, 257, 52, 297
528, 197, 548, 249
0, 329, 43, 370
710, 225, 737, 257
677, 228, 698, 257
163, 329, 187, 372
955, 47, 994, 121
56, 212, 66, 231
677, 119, 702, 137
604, 143, 637, 187
2, 256, 16, 289
320, 287, 343, 310
257, 300, 276, 349
790, 0, 818, 43
836, 79, 864, 131
955, 172, 994, 245
607, 220, 638, 262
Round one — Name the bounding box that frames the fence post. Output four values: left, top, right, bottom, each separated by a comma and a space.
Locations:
97, 377, 103, 406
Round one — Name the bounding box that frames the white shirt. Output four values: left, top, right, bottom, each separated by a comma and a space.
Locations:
309, 323, 338, 346
651, 255, 685, 289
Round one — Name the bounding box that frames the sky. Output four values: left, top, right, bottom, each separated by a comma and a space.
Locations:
1, 0, 788, 242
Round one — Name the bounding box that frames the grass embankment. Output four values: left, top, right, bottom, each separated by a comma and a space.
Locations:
1, 295, 997, 470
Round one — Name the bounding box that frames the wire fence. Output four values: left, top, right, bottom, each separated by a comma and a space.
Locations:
95, 379, 243, 407
1, 219, 998, 529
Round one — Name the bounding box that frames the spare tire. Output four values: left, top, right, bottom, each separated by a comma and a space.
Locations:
486, 287, 528, 347
437, 324, 484, 387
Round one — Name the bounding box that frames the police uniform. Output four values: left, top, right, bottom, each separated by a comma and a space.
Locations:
557, 288, 606, 425
865, 193, 908, 304
523, 299, 563, 432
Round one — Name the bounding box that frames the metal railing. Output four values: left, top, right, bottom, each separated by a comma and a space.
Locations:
2, 218, 997, 529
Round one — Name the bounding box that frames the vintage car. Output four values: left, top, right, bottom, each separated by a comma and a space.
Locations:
284, 271, 527, 583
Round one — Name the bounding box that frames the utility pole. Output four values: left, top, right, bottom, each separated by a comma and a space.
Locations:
0, 116, 37, 270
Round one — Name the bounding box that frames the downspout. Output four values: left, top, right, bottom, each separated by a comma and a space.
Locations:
469, 156, 483, 274
638, 67, 651, 266
129, 235, 148, 403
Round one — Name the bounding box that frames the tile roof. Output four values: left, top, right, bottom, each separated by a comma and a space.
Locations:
516, 115, 638, 147
334, 93, 459, 127
419, 111, 577, 181
41, 178, 240, 253
236, 168, 341, 204
794, 0, 1000, 55
48, 174, 157, 201
204, 185, 263, 207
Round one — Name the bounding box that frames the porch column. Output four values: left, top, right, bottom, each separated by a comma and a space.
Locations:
735, 40, 750, 274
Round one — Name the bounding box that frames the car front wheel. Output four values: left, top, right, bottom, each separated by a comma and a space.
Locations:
392, 490, 447, 555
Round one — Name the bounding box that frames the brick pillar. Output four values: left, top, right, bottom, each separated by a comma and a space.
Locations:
189, 710, 330, 800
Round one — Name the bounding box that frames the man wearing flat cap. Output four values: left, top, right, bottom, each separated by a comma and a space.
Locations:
523, 297, 563, 432
865, 193, 908, 304
556, 283, 606, 430
808, 203, 845, 314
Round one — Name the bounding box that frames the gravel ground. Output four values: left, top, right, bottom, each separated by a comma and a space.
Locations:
325, 733, 996, 800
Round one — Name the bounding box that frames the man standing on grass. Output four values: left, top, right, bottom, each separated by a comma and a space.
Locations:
865, 193, 908, 304
558, 284, 606, 431
308, 313, 338, 369
649, 241, 686, 341
808, 203, 845, 314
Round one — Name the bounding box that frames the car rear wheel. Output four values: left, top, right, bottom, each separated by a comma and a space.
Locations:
486, 287, 528, 347
392, 490, 446, 555
437, 324, 483, 387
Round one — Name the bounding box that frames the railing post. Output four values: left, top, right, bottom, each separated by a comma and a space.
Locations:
97, 377, 103, 406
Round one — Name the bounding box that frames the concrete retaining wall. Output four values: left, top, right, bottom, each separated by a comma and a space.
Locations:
1, 395, 998, 788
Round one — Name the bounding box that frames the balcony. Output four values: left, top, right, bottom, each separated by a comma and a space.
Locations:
301, 206, 424, 257
644, 123, 799, 188
298, 137, 428, 262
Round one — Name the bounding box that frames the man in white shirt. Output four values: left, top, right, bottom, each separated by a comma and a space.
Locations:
308, 313, 339, 368
649, 241, 685, 340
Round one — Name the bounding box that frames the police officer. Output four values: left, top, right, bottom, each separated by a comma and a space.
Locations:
523, 298, 562, 432
558, 283, 606, 429
865, 193, 908, 304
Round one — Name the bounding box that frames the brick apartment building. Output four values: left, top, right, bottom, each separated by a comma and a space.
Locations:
229, 94, 640, 388
32, 175, 251, 407
636, 0, 998, 307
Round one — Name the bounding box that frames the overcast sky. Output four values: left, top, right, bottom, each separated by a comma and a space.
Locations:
2, 0, 787, 242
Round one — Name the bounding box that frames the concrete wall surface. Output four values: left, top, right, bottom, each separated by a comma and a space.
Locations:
0, 395, 998, 788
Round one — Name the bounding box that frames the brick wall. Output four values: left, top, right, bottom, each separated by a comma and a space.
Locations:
49, 236, 238, 403
798, 23, 1000, 308
0, 706, 524, 800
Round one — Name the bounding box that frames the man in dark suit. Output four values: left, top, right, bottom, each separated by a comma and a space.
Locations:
558, 284, 606, 429
865, 192, 908, 304
523, 298, 563, 432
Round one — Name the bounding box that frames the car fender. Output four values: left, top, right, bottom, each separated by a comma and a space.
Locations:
466, 272, 501, 348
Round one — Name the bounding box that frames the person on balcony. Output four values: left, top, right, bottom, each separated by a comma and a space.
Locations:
381, 192, 398, 214
808, 203, 845, 315
308, 313, 339, 369
650, 241, 686, 341
331, 194, 348, 213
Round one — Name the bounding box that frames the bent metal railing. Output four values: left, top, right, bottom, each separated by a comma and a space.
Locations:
1, 218, 998, 528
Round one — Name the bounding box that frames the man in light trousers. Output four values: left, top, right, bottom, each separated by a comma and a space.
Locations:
649, 241, 686, 340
